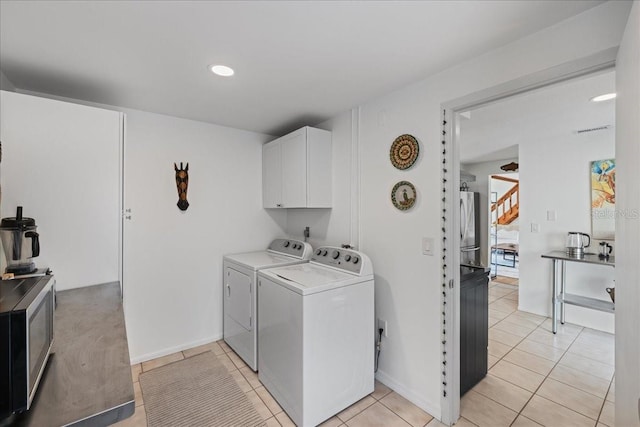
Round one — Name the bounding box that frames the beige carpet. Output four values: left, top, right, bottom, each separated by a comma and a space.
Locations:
139, 351, 265, 427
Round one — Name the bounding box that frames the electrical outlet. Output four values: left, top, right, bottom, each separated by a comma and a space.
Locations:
377, 318, 388, 337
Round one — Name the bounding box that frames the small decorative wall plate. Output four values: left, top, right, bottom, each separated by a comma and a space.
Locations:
390, 134, 419, 170
391, 181, 417, 211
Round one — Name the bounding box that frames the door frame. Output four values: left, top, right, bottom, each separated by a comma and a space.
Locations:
118, 113, 127, 300
489, 172, 520, 278
439, 47, 618, 425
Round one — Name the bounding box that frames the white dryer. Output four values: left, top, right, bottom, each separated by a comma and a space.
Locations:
223, 238, 312, 371
258, 246, 374, 427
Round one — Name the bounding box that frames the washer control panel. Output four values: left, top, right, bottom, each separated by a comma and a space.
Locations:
268, 239, 312, 259
311, 246, 369, 275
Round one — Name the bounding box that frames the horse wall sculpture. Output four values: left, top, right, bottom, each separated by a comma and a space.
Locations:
174, 162, 189, 211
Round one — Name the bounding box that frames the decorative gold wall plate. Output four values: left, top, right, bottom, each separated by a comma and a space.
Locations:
391, 181, 417, 211
390, 134, 419, 170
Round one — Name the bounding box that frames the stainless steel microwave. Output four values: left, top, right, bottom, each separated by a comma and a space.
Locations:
0, 275, 55, 419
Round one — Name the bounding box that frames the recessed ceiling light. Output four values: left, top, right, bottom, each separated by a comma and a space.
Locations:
590, 93, 616, 102
209, 65, 234, 77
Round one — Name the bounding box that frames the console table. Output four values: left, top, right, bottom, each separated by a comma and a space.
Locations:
541, 251, 615, 334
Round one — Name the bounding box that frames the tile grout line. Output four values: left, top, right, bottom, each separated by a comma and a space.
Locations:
506, 326, 581, 426
376, 397, 431, 427
506, 324, 614, 426
467, 292, 534, 421
485, 292, 613, 425
595, 377, 615, 427
469, 301, 545, 421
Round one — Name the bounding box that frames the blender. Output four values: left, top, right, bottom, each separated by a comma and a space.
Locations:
0, 206, 40, 275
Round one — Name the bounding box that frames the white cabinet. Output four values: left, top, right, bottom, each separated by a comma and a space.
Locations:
262, 126, 332, 208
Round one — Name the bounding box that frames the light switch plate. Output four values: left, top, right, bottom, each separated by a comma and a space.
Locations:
422, 237, 434, 255
547, 210, 557, 221
531, 223, 540, 233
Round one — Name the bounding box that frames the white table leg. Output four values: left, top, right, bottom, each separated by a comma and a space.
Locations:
552, 259, 558, 334
560, 261, 566, 324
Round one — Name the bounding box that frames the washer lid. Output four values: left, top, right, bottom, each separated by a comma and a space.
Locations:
260, 264, 371, 295
224, 251, 306, 271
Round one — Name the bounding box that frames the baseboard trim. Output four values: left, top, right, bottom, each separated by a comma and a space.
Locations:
375, 369, 441, 421
130, 334, 223, 365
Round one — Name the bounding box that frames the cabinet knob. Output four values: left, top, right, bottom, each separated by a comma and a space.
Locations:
276, 204, 283, 208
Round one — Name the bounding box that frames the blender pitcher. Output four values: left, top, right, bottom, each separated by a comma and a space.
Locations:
0, 206, 40, 274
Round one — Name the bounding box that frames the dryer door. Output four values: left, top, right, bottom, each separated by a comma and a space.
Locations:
225, 266, 253, 330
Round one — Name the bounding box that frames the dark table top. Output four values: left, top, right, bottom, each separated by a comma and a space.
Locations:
7, 282, 134, 427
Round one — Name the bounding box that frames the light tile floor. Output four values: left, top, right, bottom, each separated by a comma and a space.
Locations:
460, 279, 615, 427
115, 278, 614, 427
114, 341, 435, 427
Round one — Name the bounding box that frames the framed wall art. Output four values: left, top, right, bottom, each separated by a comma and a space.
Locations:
391, 181, 417, 211
591, 159, 615, 240
390, 134, 419, 170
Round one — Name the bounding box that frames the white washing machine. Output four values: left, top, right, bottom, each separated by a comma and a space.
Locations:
223, 238, 312, 371
257, 246, 374, 427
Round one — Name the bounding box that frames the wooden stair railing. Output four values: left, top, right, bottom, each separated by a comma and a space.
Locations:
491, 179, 519, 225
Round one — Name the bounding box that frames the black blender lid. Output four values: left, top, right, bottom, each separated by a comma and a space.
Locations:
0, 206, 36, 229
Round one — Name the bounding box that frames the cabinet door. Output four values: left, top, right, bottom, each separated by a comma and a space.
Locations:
307, 127, 332, 207
460, 274, 488, 396
263, 141, 282, 208
281, 129, 307, 208
225, 267, 253, 331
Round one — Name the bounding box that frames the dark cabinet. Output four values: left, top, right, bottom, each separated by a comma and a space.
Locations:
460, 267, 489, 396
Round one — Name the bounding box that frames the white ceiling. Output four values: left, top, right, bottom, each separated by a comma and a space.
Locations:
0, 1, 606, 136
460, 69, 616, 164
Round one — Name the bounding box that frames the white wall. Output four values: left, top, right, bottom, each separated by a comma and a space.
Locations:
615, 2, 640, 425
0, 70, 15, 91
519, 127, 615, 332
461, 159, 519, 266
0, 90, 121, 290
122, 109, 286, 363
281, 2, 631, 417
10, 89, 288, 363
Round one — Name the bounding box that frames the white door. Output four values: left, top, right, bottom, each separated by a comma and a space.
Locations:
281, 129, 307, 208
614, 3, 640, 425
225, 266, 253, 330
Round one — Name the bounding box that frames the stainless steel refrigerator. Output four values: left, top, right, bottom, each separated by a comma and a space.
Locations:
460, 191, 481, 266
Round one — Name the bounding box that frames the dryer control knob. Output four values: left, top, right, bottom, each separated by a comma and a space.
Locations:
332, 250, 340, 259
345, 255, 352, 262
352, 256, 360, 264
315, 249, 322, 256
283, 241, 290, 247
322, 250, 328, 256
